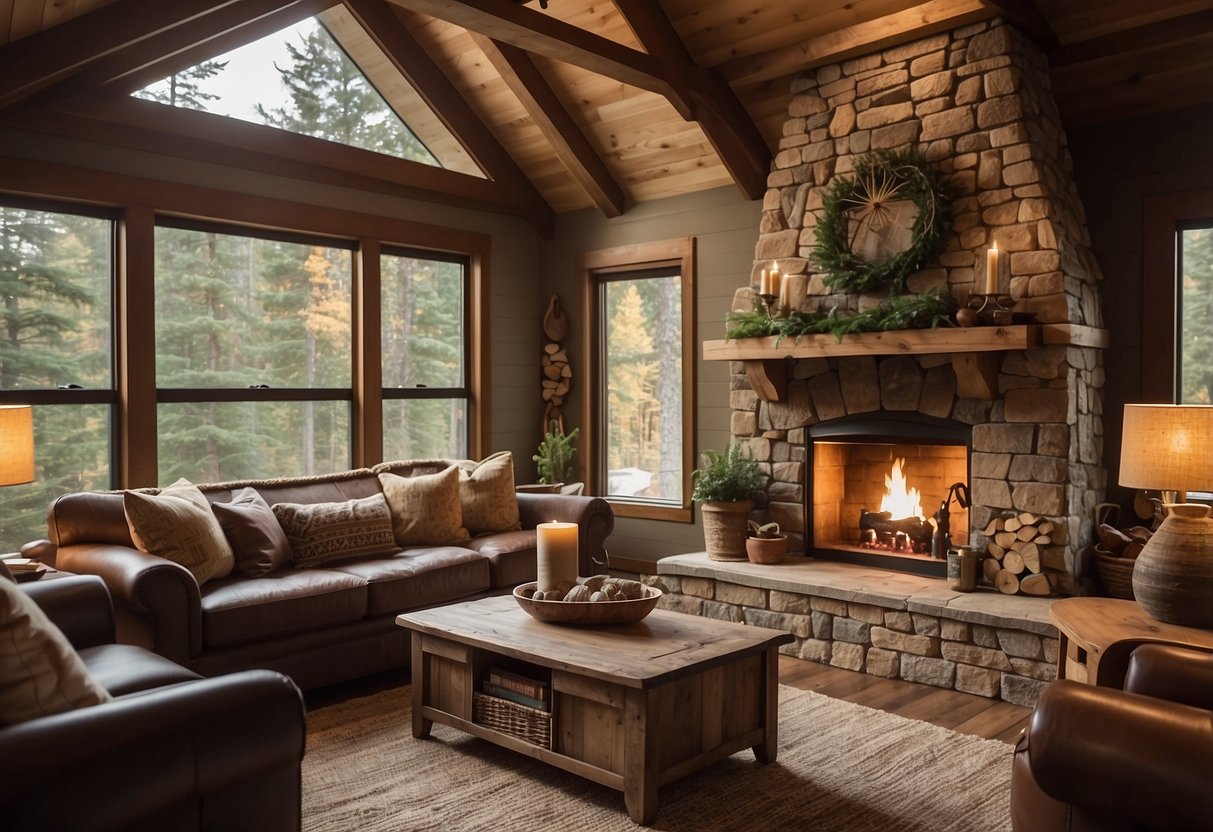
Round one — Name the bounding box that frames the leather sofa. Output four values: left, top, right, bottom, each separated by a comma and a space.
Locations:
0, 575, 305, 832
1010, 643, 1213, 831
46, 460, 614, 690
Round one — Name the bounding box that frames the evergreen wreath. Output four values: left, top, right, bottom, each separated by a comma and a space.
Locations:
811, 148, 952, 295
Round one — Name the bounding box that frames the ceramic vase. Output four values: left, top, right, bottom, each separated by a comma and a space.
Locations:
701, 500, 752, 562
1132, 503, 1213, 629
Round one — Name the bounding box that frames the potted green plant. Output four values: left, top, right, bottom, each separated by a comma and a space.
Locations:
520, 421, 583, 494
692, 443, 763, 561
746, 520, 788, 565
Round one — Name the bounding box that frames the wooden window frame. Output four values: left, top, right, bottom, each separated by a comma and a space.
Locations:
1143, 188, 1213, 402
0, 156, 490, 487
579, 237, 696, 523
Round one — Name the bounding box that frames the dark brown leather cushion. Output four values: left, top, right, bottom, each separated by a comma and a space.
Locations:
327, 547, 491, 615
77, 643, 202, 696
211, 487, 292, 578
200, 570, 369, 648
463, 530, 538, 588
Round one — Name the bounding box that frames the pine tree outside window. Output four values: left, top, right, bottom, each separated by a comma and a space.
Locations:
1179, 225, 1213, 406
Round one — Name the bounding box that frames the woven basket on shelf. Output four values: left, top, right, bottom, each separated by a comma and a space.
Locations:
1094, 548, 1136, 600
473, 692, 553, 749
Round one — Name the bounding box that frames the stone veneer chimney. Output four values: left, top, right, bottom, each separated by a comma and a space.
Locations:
735, 19, 1107, 594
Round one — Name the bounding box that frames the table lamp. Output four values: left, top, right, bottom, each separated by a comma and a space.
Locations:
1118, 404, 1213, 629
0, 405, 34, 487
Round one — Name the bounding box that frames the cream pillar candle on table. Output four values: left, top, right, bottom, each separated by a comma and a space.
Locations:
537, 521, 578, 592
985, 243, 1002, 294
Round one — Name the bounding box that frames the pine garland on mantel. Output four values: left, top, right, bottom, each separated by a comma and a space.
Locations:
724, 286, 958, 344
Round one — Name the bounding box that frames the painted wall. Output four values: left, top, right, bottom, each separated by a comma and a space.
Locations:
1066, 103, 1213, 508
540, 185, 763, 566
0, 127, 543, 473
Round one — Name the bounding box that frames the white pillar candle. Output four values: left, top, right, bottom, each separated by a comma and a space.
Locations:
985, 244, 1001, 294
758, 268, 769, 296
536, 521, 579, 592
769, 265, 781, 299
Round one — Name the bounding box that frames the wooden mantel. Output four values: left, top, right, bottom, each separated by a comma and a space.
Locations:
702, 323, 1109, 402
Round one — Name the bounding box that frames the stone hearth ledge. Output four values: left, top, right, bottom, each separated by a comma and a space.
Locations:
655, 553, 1055, 635
646, 553, 1060, 705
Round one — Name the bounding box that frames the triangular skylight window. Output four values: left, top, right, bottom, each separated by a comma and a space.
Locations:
133, 11, 471, 171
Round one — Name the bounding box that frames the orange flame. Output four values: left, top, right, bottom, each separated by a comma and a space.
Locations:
880, 458, 924, 519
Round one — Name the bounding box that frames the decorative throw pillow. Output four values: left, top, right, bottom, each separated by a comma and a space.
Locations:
458, 450, 521, 535
378, 467, 468, 546
212, 487, 292, 578
0, 577, 111, 725
272, 493, 399, 568
124, 478, 235, 586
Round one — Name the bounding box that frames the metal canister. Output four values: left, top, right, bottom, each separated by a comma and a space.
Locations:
946, 546, 978, 592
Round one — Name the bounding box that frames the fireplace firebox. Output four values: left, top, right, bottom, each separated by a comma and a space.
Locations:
808, 415, 970, 577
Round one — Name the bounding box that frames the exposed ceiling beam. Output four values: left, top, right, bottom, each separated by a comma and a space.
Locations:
470, 33, 627, 217
1049, 8, 1213, 68
612, 0, 769, 200
718, 0, 994, 86
344, 0, 554, 231
384, 0, 695, 118
0, 0, 314, 111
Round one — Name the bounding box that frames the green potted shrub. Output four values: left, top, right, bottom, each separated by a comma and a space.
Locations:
692, 443, 763, 561
746, 520, 788, 565
521, 421, 583, 494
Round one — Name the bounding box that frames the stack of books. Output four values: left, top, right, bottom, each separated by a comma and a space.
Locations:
483, 667, 550, 712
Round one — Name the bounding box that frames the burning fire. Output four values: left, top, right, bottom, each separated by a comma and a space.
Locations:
880, 458, 924, 519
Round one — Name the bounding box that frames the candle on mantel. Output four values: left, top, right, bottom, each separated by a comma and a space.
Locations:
758, 268, 769, 296
536, 521, 578, 591
985, 243, 1002, 295
769, 265, 782, 299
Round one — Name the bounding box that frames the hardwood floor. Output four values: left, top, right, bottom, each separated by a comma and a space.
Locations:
778, 654, 1032, 744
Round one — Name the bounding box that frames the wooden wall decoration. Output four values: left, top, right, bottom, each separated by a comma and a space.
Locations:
541, 293, 571, 436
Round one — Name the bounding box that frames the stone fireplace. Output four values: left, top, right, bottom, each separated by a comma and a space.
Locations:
726, 19, 1107, 595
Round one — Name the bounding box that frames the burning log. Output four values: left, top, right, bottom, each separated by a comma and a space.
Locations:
859, 510, 934, 554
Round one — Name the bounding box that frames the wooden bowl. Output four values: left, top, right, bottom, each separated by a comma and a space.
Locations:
512, 582, 662, 625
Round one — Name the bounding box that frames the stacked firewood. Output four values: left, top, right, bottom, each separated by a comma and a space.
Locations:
981, 512, 1056, 596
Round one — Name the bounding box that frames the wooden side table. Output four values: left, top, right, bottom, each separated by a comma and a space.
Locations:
1051, 597, 1213, 688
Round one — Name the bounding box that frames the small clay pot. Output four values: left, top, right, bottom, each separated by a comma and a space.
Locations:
955, 308, 979, 327
746, 535, 788, 565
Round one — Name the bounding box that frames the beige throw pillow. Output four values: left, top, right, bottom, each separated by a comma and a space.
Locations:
458, 451, 521, 535
0, 578, 112, 725
378, 467, 467, 546
272, 493, 399, 568
124, 478, 236, 586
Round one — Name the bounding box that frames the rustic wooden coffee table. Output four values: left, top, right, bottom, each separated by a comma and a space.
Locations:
397, 595, 793, 824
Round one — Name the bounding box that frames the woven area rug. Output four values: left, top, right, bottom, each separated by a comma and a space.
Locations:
302, 685, 1013, 831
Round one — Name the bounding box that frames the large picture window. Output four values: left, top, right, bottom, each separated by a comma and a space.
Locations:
154, 222, 354, 482
582, 238, 695, 522
380, 248, 469, 459
1178, 224, 1213, 404
0, 201, 116, 549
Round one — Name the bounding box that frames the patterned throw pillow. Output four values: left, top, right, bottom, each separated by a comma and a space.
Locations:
0, 577, 111, 725
378, 466, 468, 546
124, 478, 236, 586
211, 487, 292, 578
272, 493, 399, 568
458, 451, 521, 535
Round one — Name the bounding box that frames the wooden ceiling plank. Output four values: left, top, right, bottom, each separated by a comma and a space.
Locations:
611, 0, 769, 200
719, 0, 994, 86
1049, 8, 1213, 68
342, 0, 554, 233
383, 0, 695, 117
980, 0, 1058, 49
471, 32, 626, 217
0, 0, 306, 109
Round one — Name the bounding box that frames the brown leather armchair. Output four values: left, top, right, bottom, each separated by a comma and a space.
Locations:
0, 575, 307, 832
1011, 643, 1213, 832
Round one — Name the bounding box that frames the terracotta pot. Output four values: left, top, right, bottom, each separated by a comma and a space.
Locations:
746, 535, 788, 565
1132, 503, 1213, 628
701, 500, 752, 561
